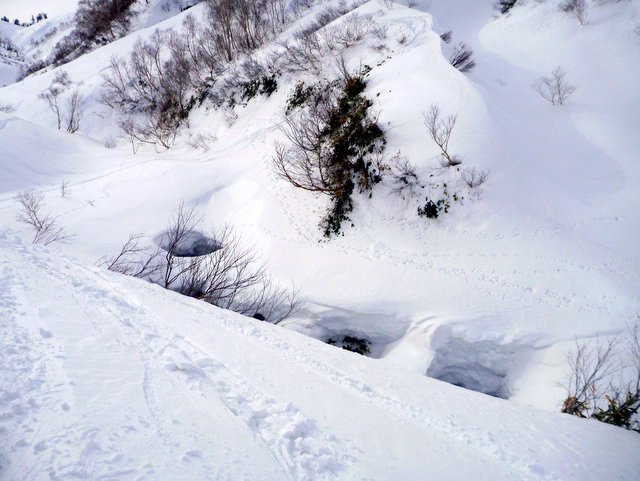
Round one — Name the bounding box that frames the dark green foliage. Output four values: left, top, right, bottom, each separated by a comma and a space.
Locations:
242, 75, 278, 101
592, 393, 640, 432
417, 199, 445, 219
319, 75, 385, 236
497, 0, 518, 14
417, 182, 463, 220
321, 181, 355, 237
285, 81, 316, 112
327, 335, 371, 356
277, 70, 386, 238
260, 74, 278, 96
242, 79, 261, 101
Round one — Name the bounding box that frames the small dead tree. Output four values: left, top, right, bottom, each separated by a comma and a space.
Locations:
60, 179, 69, 198
423, 104, 461, 167
65, 90, 82, 133
535, 67, 576, 106
16, 190, 71, 245
39, 71, 72, 130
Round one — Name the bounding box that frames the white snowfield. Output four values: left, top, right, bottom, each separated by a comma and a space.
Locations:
1, 0, 640, 478
1, 234, 639, 481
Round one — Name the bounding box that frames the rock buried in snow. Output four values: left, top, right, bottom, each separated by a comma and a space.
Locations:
154, 230, 222, 257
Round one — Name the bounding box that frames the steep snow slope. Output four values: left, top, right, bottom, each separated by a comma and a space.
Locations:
0, 0, 638, 415
1, 234, 639, 481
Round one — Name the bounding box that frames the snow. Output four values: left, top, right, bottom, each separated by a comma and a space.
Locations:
0, 0, 639, 478
0, 0, 77, 21
1, 233, 639, 481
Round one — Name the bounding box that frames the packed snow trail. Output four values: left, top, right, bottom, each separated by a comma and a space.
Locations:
1, 234, 639, 481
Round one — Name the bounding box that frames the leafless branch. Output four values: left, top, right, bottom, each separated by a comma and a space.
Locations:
15, 190, 72, 245
423, 104, 461, 167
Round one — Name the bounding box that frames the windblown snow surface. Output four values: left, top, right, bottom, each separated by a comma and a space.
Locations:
1, 0, 640, 479
1, 234, 639, 480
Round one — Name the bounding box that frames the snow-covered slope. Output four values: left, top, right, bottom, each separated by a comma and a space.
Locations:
1, 234, 639, 481
0, 1, 639, 474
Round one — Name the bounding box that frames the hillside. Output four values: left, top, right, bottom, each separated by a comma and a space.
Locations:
2, 233, 639, 480
1, 0, 639, 478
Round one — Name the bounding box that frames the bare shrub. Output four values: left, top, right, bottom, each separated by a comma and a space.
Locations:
371, 25, 388, 40
103, 204, 298, 323
51, 0, 137, 65
175, 225, 298, 323
186, 133, 216, 151
273, 103, 336, 195
389, 154, 421, 196
160, 204, 300, 322
298, 1, 362, 37
181, 14, 224, 87
449, 42, 476, 73
101, 31, 192, 150
328, 13, 374, 50
562, 0, 588, 25
223, 107, 238, 127
65, 90, 82, 133
118, 113, 179, 153
440, 30, 452, 44
16, 190, 71, 245
98, 233, 162, 278
202, 0, 273, 60
561, 325, 640, 432
0, 101, 16, 113
535, 66, 576, 105
39, 71, 72, 130
461, 167, 489, 189
423, 104, 461, 167
280, 32, 325, 74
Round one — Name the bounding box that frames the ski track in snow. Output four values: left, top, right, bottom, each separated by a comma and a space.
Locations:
1, 246, 353, 481
0, 243, 555, 481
